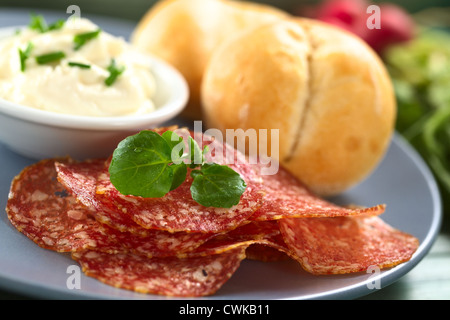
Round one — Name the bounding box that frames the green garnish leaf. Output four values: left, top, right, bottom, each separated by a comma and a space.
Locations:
188, 136, 203, 168
68, 61, 91, 69
29, 14, 48, 33
29, 14, 64, 33
109, 130, 247, 208
74, 29, 101, 51
161, 130, 185, 162
109, 131, 175, 198
169, 162, 188, 191
161, 130, 188, 190
35, 51, 66, 65
18, 42, 33, 72
48, 20, 65, 31
190, 163, 246, 208
104, 58, 125, 86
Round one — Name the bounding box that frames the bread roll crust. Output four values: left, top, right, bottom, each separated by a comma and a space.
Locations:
284, 19, 396, 195
131, 0, 288, 119
202, 21, 311, 160
202, 18, 396, 196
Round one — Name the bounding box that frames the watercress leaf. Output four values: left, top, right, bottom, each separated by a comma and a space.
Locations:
109, 130, 174, 198
188, 136, 203, 168
202, 145, 210, 163
162, 130, 185, 161
190, 163, 246, 208
190, 169, 202, 179
169, 162, 187, 191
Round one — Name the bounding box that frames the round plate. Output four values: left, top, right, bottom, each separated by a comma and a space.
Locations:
0, 9, 442, 300
0, 132, 441, 300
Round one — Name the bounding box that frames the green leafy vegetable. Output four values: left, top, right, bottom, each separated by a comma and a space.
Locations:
47, 19, 65, 31
74, 29, 101, 51
29, 14, 48, 33
35, 51, 66, 64
188, 136, 204, 168
104, 58, 125, 86
190, 163, 247, 208
109, 131, 176, 198
109, 130, 246, 208
161, 130, 188, 191
29, 14, 64, 33
18, 42, 33, 72
384, 28, 450, 214
68, 61, 91, 69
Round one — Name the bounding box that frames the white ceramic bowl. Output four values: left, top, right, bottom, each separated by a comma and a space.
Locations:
0, 27, 189, 160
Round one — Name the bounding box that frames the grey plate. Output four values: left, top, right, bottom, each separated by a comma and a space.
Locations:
0, 133, 442, 300
0, 9, 443, 300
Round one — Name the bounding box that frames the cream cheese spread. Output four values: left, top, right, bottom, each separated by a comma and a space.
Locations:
0, 17, 156, 117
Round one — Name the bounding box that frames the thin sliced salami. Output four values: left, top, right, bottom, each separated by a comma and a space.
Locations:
100, 223, 216, 258
245, 244, 290, 262
184, 220, 285, 257
6, 159, 112, 252
94, 167, 261, 233
58, 128, 264, 234
72, 247, 246, 297
279, 215, 419, 275
55, 159, 154, 236
252, 164, 385, 220
7, 159, 215, 257
6, 126, 421, 297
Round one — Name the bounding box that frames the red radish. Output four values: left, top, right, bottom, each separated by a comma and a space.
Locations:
294, 0, 415, 54
364, 3, 415, 53
315, 0, 369, 38
316, 0, 367, 25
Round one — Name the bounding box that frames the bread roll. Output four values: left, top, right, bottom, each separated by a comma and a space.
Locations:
131, 0, 288, 119
201, 18, 396, 196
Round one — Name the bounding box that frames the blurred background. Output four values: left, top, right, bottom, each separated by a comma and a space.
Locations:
0, 0, 448, 21
1, 0, 450, 215
1, 1, 449, 214
1, 0, 450, 300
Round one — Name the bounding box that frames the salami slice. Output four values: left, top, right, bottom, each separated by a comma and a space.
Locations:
55, 159, 154, 236
5, 126, 421, 297
245, 244, 290, 262
72, 247, 246, 297
57, 128, 264, 234
94, 167, 261, 233
279, 215, 419, 275
100, 223, 216, 258
6, 159, 112, 252
251, 164, 385, 221
7, 159, 215, 257
184, 220, 285, 257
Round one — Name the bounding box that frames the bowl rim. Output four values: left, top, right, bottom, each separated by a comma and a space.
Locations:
0, 26, 189, 131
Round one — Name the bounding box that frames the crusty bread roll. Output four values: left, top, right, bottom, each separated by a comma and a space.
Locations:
201, 18, 396, 196
131, 0, 288, 119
